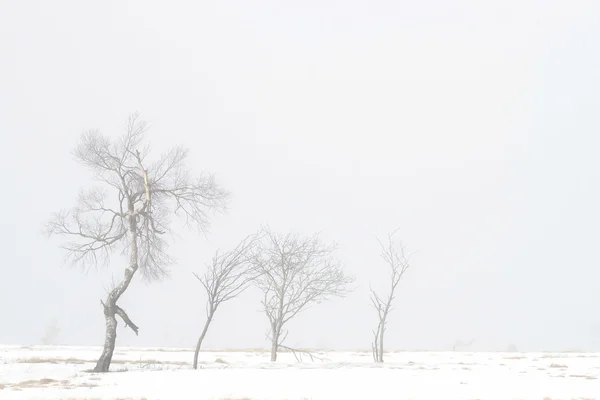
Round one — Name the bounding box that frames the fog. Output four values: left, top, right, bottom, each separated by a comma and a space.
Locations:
1, 0, 599, 353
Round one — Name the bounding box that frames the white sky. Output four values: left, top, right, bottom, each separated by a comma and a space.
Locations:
1, 0, 599, 351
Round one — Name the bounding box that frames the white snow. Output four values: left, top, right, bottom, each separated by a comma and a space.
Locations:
0, 345, 598, 399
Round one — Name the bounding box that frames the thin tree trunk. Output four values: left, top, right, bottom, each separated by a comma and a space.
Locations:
372, 330, 378, 362
378, 320, 385, 363
193, 312, 214, 369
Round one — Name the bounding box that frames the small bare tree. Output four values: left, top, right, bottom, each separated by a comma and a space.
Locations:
41, 317, 61, 345
370, 230, 411, 363
192, 233, 262, 369
253, 228, 354, 362
452, 338, 476, 351
45, 113, 228, 372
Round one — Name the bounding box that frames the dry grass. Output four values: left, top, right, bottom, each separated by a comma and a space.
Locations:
540, 354, 565, 359
16, 356, 189, 367
203, 348, 267, 353
569, 374, 597, 380
63, 398, 148, 400
121, 359, 188, 366
548, 363, 568, 369
16, 378, 61, 387
16, 357, 88, 364
7, 379, 114, 391
218, 398, 252, 400
73, 382, 99, 388
8, 378, 67, 389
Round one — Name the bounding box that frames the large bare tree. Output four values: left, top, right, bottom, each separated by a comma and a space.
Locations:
370, 230, 411, 363
252, 228, 354, 362
192, 233, 261, 369
45, 113, 229, 372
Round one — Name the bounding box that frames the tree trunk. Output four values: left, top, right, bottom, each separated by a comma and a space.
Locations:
94, 304, 118, 372
378, 321, 385, 363
93, 209, 140, 372
270, 326, 279, 362
193, 311, 214, 369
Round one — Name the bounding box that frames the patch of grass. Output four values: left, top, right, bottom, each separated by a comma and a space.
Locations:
63, 398, 148, 400
75, 382, 99, 388
10, 378, 66, 389
548, 363, 568, 369
214, 358, 228, 364
153, 347, 193, 352
207, 348, 267, 353
217, 398, 251, 400
504, 356, 526, 360
114, 358, 188, 366
569, 374, 597, 380
540, 354, 561, 359
544, 397, 595, 400
17, 357, 189, 367
16, 357, 88, 364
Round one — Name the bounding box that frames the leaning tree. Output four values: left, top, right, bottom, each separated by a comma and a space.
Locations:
192, 233, 262, 369
46, 113, 229, 372
252, 228, 355, 362
369, 230, 411, 363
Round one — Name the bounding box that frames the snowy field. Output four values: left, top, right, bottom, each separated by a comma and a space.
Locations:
0, 345, 598, 400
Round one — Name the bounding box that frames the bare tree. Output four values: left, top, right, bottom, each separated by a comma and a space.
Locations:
45, 113, 229, 372
370, 230, 411, 363
452, 338, 476, 351
41, 317, 61, 345
252, 228, 354, 362
192, 233, 262, 369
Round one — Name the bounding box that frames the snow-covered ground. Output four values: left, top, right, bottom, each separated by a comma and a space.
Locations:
0, 345, 598, 399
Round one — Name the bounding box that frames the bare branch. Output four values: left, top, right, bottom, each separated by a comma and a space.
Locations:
369, 230, 412, 363
47, 113, 230, 280
46, 112, 230, 372
191, 233, 263, 368
252, 228, 355, 361
278, 344, 326, 363
45, 206, 127, 270
114, 305, 139, 336
195, 232, 263, 314
151, 174, 229, 233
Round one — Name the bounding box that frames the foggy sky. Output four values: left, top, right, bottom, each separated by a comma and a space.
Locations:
1, 0, 600, 352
